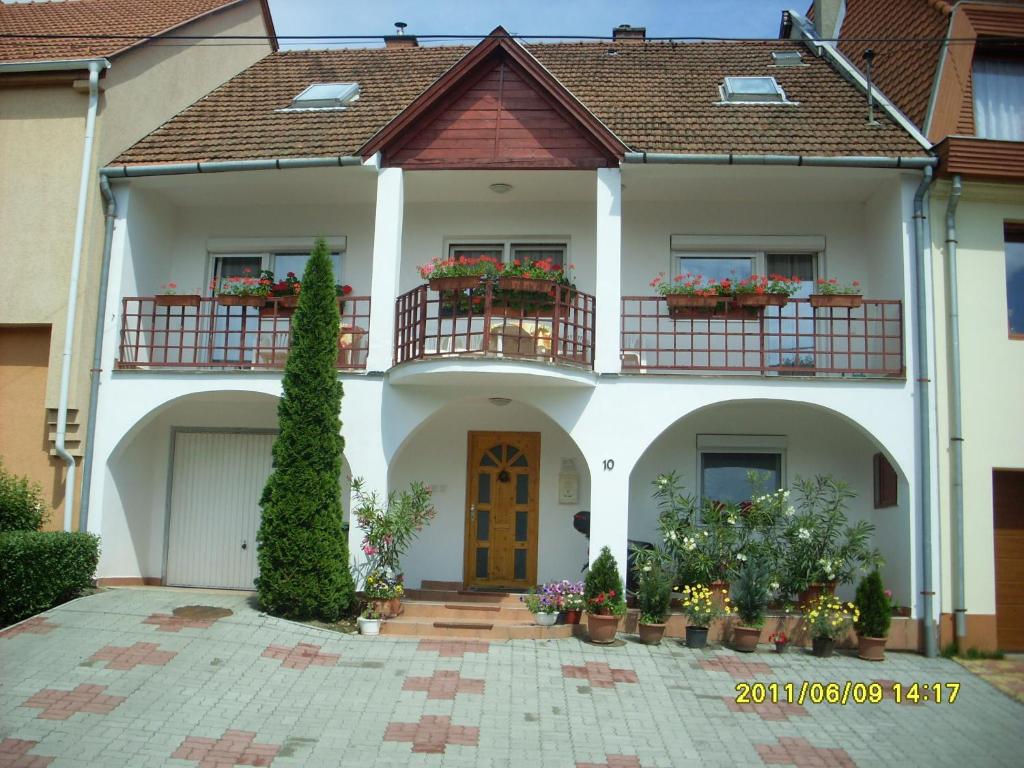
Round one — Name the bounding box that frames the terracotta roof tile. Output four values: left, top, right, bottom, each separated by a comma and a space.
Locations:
0, 0, 252, 63
112, 39, 927, 166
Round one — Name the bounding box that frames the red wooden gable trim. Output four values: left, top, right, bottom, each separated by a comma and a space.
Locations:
359, 26, 626, 169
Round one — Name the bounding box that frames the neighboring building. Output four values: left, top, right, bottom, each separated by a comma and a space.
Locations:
86, 25, 937, 648
0, 0, 277, 532
795, 0, 1024, 651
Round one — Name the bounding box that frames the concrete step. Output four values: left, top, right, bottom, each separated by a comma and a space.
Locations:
398, 600, 533, 621
403, 588, 526, 607
380, 615, 584, 640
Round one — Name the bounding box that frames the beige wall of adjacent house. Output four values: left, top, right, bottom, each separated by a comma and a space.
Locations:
0, 0, 271, 523
930, 181, 1024, 626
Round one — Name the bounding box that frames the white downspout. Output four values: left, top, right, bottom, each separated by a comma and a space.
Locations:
56, 59, 106, 531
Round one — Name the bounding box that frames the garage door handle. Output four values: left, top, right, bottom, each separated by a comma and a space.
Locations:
241, 540, 248, 550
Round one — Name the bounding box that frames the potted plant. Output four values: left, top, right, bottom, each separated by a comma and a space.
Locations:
214, 268, 271, 307
854, 570, 892, 661
634, 553, 672, 645
523, 587, 559, 626
808, 277, 863, 309
651, 272, 731, 317
732, 274, 801, 309
679, 583, 731, 649
493, 258, 575, 316
418, 255, 500, 292
357, 605, 382, 636
546, 580, 585, 624
731, 556, 771, 653
804, 594, 859, 657
768, 631, 789, 654
155, 282, 201, 307
362, 569, 404, 619
584, 546, 627, 643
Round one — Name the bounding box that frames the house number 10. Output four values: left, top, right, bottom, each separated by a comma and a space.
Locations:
603, 459, 615, 471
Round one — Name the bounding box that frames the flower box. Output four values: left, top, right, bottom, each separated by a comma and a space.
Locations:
216, 294, 266, 307
733, 293, 788, 309
154, 294, 201, 308
809, 294, 863, 309
429, 276, 480, 293
664, 294, 725, 318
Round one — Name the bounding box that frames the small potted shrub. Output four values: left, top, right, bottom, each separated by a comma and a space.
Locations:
854, 570, 892, 661
522, 587, 559, 627
731, 556, 771, 653
357, 605, 382, 636
679, 583, 731, 649
584, 546, 627, 643
636, 558, 672, 645
804, 594, 859, 657
768, 631, 789, 654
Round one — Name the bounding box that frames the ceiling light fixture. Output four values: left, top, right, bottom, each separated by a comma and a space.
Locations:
488, 397, 512, 407
489, 183, 513, 194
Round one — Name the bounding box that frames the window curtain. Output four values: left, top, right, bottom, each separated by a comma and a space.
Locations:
973, 57, 1024, 141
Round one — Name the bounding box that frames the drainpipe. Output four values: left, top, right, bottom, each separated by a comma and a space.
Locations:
56, 59, 106, 532
913, 166, 937, 658
945, 174, 966, 648
78, 173, 117, 532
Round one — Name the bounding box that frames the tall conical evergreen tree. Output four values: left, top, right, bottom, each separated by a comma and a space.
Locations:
256, 237, 354, 620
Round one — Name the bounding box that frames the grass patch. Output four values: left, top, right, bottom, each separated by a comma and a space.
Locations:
941, 641, 1005, 660
303, 616, 359, 635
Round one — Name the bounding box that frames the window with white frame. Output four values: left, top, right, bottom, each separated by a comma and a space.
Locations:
972, 55, 1024, 141
672, 250, 817, 287
209, 251, 343, 295
697, 436, 786, 506
448, 239, 567, 269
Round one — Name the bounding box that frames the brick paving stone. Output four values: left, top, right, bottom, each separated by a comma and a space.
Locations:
873, 679, 922, 706
87, 641, 177, 670
171, 729, 280, 767
416, 639, 490, 658
260, 643, 340, 670
755, 736, 856, 767
141, 612, 218, 632
576, 755, 644, 768
0, 738, 54, 768
696, 656, 774, 679
0, 617, 58, 639
383, 714, 479, 754
20, 684, 125, 720
723, 696, 809, 721
562, 662, 639, 689
955, 659, 1024, 704
402, 669, 485, 700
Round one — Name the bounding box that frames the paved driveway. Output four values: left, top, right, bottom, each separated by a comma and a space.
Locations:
1, 588, 1022, 767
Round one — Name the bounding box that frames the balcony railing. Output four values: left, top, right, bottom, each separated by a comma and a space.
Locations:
394, 282, 595, 368
620, 297, 904, 377
118, 295, 371, 370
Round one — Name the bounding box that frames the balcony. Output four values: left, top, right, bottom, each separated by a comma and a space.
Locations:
394, 282, 595, 369
620, 297, 904, 377
117, 295, 371, 370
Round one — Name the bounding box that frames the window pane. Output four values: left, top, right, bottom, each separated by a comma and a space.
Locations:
274, 253, 342, 284
475, 548, 489, 579
677, 256, 753, 283
515, 474, 529, 505
973, 57, 1024, 141
515, 510, 528, 542
701, 452, 782, 505
1007, 235, 1024, 336
476, 509, 490, 542
514, 548, 527, 580
511, 244, 565, 268
477, 473, 491, 504
450, 245, 504, 261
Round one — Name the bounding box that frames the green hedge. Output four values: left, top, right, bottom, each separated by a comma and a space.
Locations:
0, 531, 100, 625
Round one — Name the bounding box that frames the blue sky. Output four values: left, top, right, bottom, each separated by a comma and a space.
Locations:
266, 1, 800, 48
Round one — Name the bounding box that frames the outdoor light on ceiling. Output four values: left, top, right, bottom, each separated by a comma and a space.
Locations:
489, 183, 513, 194
488, 397, 512, 407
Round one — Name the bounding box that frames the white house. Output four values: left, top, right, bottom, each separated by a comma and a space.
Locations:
85, 26, 937, 645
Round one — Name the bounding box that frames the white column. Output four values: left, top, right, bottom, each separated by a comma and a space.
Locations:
594, 167, 622, 373
365, 166, 404, 372
586, 452, 630, 587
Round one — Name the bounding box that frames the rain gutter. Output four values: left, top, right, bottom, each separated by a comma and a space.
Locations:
100, 156, 364, 178
623, 152, 936, 169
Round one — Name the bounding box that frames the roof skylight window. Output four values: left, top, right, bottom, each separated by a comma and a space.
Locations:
287, 82, 360, 110
771, 51, 803, 67
721, 76, 787, 103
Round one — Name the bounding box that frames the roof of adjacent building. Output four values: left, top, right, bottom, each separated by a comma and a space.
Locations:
0, 0, 276, 63
112, 37, 928, 166
832, 0, 952, 129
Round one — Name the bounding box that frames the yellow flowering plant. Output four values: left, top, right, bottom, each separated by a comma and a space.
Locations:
678, 583, 732, 628
804, 594, 859, 639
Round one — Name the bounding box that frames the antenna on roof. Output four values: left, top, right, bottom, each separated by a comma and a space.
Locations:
394, 22, 408, 36
863, 49, 879, 126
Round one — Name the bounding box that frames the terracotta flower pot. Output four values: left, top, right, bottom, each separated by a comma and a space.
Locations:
638, 622, 666, 645
732, 625, 761, 653
857, 634, 887, 661
373, 598, 402, 619
685, 625, 709, 649
809, 294, 863, 309
732, 293, 787, 309
812, 636, 835, 658
154, 294, 201, 308
798, 581, 837, 608
216, 294, 266, 307
562, 609, 581, 625
664, 293, 725, 318
586, 613, 619, 644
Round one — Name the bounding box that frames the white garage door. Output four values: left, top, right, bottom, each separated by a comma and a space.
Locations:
165, 431, 276, 589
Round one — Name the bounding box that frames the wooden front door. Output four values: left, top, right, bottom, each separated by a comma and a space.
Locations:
464, 432, 540, 589
994, 470, 1024, 650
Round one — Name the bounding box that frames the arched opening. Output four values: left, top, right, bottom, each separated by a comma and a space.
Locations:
384, 396, 591, 589
627, 398, 912, 608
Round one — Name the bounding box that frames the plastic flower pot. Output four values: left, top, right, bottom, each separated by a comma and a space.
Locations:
429, 276, 479, 292
638, 622, 666, 646
812, 636, 835, 658
357, 617, 381, 636
809, 294, 863, 309
685, 625, 709, 649
857, 635, 887, 661
732, 293, 787, 309
774, 641, 788, 654
732, 625, 761, 653
534, 612, 558, 627
586, 613, 619, 644
154, 294, 201, 308
216, 294, 266, 307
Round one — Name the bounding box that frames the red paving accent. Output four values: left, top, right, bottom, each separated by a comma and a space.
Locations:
384, 715, 479, 754
562, 662, 639, 688
402, 669, 485, 700
142, 613, 218, 632
756, 736, 856, 767
0, 738, 54, 768
21, 684, 125, 721
416, 639, 490, 658
171, 729, 280, 767
696, 656, 774, 679
260, 642, 340, 670
0, 617, 58, 639
873, 679, 922, 706
88, 642, 177, 670
723, 696, 809, 721
577, 756, 644, 768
